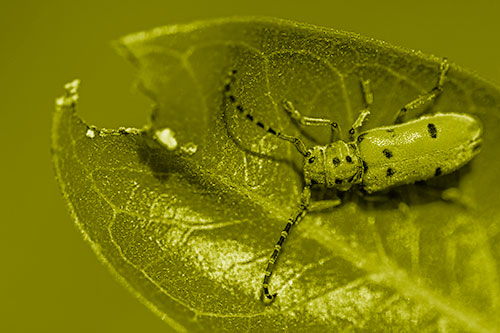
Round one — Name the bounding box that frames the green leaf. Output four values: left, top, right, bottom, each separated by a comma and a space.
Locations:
52, 17, 500, 332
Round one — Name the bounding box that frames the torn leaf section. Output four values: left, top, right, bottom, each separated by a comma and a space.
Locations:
154, 127, 178, 150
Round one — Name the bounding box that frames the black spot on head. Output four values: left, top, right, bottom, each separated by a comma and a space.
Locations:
335, 178, 343, 184
357, 134, 365, 143
382, 149, 393, 158
332, 157, 340, 166
232, 69, 237, 74
308, 157, 316, 164
363, 161, 368, 173
386, 168, 395, 177
346, 156, 353, 163
435, 167, 442, 176
427, 123, 437, 138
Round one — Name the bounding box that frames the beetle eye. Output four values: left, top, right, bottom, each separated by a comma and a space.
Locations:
308, 157, 316, 164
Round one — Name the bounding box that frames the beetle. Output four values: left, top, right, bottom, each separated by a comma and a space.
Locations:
222, 58, 483, 304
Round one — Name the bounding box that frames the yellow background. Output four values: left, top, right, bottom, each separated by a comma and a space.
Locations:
2, 1, 499, 332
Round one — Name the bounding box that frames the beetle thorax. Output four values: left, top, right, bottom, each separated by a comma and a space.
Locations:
303, 141, 363, 191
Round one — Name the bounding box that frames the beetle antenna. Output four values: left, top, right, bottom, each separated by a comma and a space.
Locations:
260, 185, 312, 304
224, 70, 310, 157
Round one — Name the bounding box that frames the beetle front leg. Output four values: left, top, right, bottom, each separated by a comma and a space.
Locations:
349, 79, 373, 140
282, 99, 342, 142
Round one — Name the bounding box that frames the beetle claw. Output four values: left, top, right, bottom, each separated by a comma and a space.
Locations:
260, 288, 277, 305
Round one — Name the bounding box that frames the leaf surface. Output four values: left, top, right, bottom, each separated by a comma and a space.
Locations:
52, 17, 500, 332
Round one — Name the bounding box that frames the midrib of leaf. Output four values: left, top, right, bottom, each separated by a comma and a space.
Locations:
304, 220, 496, 333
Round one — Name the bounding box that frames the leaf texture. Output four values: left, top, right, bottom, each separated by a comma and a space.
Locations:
52, 17, 500, 332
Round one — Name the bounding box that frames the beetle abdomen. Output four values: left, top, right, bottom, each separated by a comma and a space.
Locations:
357, 113, 482, 193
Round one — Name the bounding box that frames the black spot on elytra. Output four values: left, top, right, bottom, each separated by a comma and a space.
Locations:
228, 95, 236, 102
435, 167, 442, 176
335, 178, 343, 184
346, 156, 352, 163
363, 161, 368, 173
386, 168, 395, 177
382, 149, 393, 158
236, 105, 244, 112
267, 128, 276, 135
332, 157, 340, 166
427, 123, 437, 138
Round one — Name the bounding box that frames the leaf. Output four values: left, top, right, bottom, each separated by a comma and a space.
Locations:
52, 17, 500, 332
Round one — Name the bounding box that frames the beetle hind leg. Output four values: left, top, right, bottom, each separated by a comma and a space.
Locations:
393, 58, 450, 124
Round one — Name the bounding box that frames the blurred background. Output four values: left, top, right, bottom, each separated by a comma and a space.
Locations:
1, 1, 499, 332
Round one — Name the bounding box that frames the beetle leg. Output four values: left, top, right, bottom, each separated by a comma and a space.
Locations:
282, 99, 342, 142
308, 198, 341, 211
224, 70, 311, 157
349, 79, 373, 140
393, 58, 450, 124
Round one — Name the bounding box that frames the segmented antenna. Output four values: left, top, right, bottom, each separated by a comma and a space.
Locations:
224, 70, 310, 158
261, 185, 311, 304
